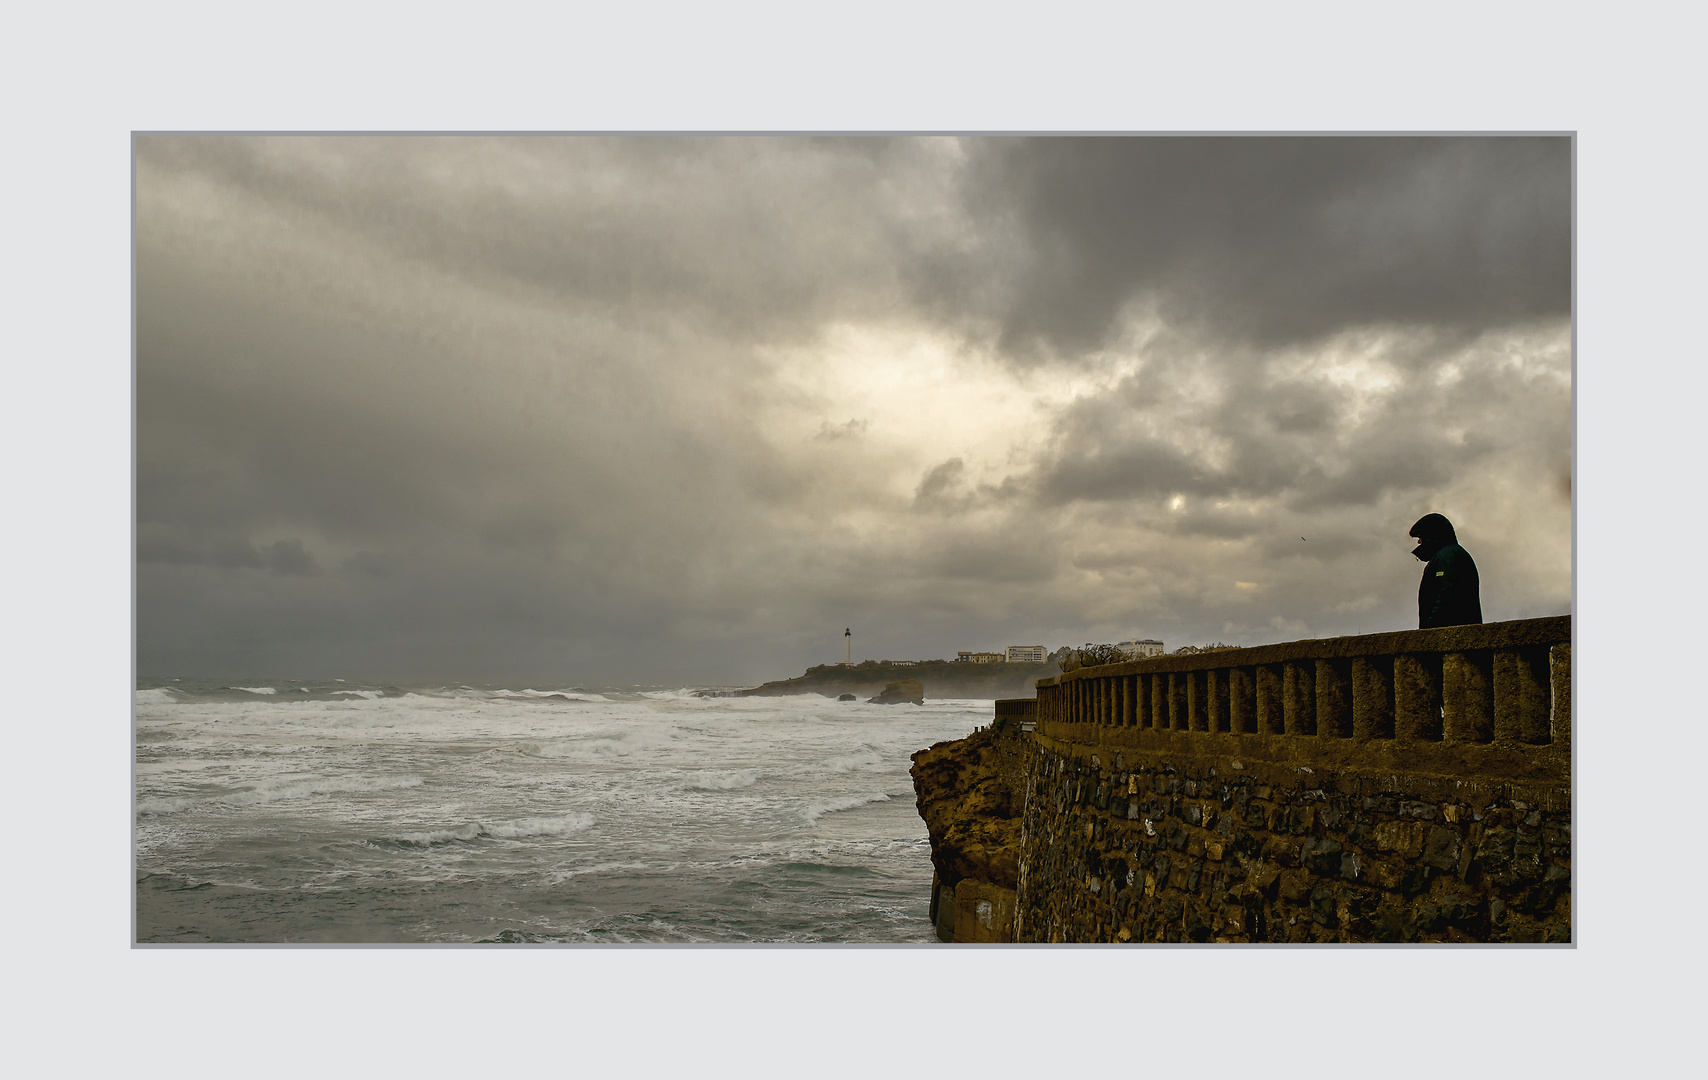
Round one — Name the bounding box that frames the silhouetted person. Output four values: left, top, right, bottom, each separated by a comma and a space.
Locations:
1410, 513, 1482, 629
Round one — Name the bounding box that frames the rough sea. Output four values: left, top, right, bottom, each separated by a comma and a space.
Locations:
134, 679, 990, 943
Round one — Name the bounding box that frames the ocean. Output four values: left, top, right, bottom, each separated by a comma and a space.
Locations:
134, 679, 990, 943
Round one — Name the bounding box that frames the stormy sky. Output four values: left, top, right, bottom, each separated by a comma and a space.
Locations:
136, 136, 1572, 685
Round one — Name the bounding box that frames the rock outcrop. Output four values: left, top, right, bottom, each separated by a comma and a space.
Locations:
867, 678, 925, 705
910, 724, 1024, 941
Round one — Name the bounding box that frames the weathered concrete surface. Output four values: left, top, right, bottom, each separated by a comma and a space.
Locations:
869, 678, 925, 705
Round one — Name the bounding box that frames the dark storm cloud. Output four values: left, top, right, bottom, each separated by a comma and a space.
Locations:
139, 136, 959, 343
135, 136, 1570, 682
943, 137, 1570, 357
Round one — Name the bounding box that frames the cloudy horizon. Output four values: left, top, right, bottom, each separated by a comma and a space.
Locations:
135, 135, 1571, 686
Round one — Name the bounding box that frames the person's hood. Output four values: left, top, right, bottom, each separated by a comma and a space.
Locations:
1410, 513, 1457, 562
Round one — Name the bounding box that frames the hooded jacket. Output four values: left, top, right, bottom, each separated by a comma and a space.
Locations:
1411, 514, 1483, 629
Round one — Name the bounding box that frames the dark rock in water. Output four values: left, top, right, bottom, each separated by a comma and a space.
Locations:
867, 678, 925, 705
838, 693, 857, 701
485, 929, 547, 943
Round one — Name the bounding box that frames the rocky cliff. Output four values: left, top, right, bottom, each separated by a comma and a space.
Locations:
909, 722, 1028, 942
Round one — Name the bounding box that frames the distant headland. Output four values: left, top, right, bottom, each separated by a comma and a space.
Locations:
714, 659, 1062, 701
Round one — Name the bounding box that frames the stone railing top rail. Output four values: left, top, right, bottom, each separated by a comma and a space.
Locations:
1035, 615, 1569, 687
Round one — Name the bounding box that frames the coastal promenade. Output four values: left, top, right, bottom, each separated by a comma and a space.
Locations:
913, 616, 1572, 943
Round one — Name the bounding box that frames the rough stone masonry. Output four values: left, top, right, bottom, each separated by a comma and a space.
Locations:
912, 617, 1570, 943
1014, 740, 1568, 943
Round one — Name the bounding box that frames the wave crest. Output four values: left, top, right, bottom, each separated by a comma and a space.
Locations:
391, 813, 594, 846
491, 688, 610, 703
803, 792, 891, 823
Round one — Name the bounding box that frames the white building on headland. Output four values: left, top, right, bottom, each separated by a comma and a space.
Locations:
1006, 645, 1047, 663
1117, 638, 1165, 659
956, 651, 1004, 664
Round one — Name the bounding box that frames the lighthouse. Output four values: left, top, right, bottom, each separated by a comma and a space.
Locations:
844, 627, 852, 666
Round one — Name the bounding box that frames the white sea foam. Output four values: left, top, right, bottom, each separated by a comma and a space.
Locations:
687, 770, 758, 791
135, 687, 180, 705
393, 813, 593, 846
332, 689, 385, 699
394, 823, 484, 846
803, 792, 892, 823
137, 773, 425, 816
492, 688, 609, 703
484, 813, 594, 839
826, 749, 884, 773
231, 686, 278, 695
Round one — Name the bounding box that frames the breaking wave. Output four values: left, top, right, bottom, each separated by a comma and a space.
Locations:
826, 747, 885, 773
391, 813, 594, 847
803, 792, 891, 823
135, 687, 180, 706
491, 688, 609, 703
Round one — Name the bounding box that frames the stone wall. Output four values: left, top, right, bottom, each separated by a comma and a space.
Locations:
912, 617, 1571, 944
1014, 737, 1569, 943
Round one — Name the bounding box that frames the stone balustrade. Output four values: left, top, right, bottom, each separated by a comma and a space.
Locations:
1030, 616, 1569, 779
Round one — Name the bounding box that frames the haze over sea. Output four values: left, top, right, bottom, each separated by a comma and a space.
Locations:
135, 679, 986, 943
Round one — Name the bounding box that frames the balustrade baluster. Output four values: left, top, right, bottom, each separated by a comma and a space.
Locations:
1256, 664, 1284, 734
1394, 653, 1443, 742
1443, 650, 1492, 743
1352, 656, 1395, 739
1230, 667, 1256, 733
1208, 669, 1229, 732
1315, 659, 1351, 738
1494, 647, 1550, 744
1551, 642, 1571, 747
1283, 661, 1316, 735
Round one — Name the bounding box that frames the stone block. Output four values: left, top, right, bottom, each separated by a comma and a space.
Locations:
1310, 885, 1336, 926
1363, 857, 1404, 890
1302, 838, 1343, 876
1372, 820, 1419, 855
